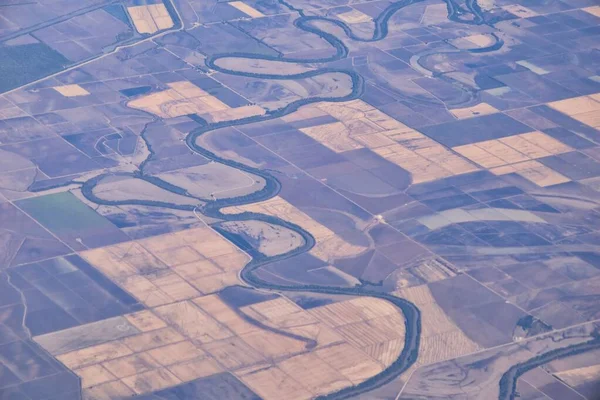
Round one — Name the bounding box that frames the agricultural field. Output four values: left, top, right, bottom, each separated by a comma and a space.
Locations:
1, 0, 600, 399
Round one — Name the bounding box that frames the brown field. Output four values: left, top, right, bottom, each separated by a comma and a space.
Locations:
228, 1, 265, 18
53, 84, 90, 97
127, 3, 174, 34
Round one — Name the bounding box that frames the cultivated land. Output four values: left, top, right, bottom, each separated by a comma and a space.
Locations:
1, 0, 600, 399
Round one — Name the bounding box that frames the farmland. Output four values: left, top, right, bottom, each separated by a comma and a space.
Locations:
1, 0, 600, 399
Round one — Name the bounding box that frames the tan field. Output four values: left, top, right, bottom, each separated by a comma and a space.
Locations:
92, 175, 199, 207
34, 224, 409, 398
335, 312, 406, 348
75, 364, 117, 388
167, 357, 223, 381
128, 3, 174, 34
549, 94, 600, 115
454, 131, 571, 168
410, 258, 457, 283
146, 341, 205, 366
315, 343, 384, 384
120, 327, 184, 352
241, 297, 320, 329
221, 196, 367, 261
309, 236, 367, 264
57, 341, 134, 369
127, 81, 225, 117
193, 295, 260, 335
102, 353, 162, 379
53, 84, 90, 97
501, 4, 539, 17
491, 160, 571, 187
240, 329, 308, 358
238, 365, 313, 400
121, 368, 181, 394
219, 220, 305, 257
125, 310, 168, 332
400, 323, 598, 399
364, 338, 405, 366
555, 364, 600, 389
300, 121, 365, 153
548, 93, 600, 128
154, 300, 235, 343
42, 288, 408, 399
450, 102, 499, 119
81, 227, 250, 304
82, 381, 135, 400
454, 131, 572, 186
278, 352, 352, 395
214, 57, 313, 75
583, 5, 600, 17
394, 285, 481, 367
203, 336, 265, 369
293, 100, 478, 183
229, 1, 265, 18
204, 105, 266, 123
337, 9, 372, 24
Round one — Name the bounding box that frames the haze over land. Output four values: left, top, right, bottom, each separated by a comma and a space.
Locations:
0, 0, 599, 399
